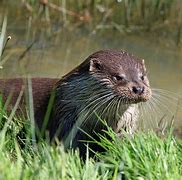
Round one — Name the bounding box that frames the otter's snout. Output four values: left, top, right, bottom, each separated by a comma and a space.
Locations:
132, 86, 144, 95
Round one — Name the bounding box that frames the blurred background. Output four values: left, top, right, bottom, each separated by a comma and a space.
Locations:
0, 0, 182, 134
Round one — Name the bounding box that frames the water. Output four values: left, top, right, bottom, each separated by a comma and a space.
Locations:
0, 3, 182, 133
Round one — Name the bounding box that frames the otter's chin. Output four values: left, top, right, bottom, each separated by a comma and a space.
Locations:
120, 89, 152, 104
135, 90, 152, 103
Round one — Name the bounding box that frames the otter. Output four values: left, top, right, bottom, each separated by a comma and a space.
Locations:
0, 50, 151, 155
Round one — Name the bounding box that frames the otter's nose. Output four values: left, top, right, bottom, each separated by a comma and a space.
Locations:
132, 86, 144, 95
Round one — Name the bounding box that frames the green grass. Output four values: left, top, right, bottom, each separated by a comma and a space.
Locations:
97, 129, 182, 179
0, 108, 181, 179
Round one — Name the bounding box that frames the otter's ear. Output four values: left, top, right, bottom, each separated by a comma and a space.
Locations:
89, 59, 102, 72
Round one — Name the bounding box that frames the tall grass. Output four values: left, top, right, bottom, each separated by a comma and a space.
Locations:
96, 129, 182, 179
0, 16, 12, 68
0, 107, 181, 179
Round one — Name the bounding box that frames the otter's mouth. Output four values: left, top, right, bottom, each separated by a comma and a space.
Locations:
120, 97, 149, 104
131, 95, 151, 104
116, 87, 152, 104
131, 92, 152, 104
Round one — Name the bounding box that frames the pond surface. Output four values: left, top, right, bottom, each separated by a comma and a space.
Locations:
0, 3, 182, 132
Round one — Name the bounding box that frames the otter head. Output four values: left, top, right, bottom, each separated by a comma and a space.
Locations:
85, 50, 152, 104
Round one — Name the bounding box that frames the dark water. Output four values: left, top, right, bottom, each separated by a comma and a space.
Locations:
0, 4, 182, 132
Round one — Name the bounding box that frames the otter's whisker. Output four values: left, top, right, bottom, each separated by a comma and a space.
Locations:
81, 93, 115, 127
152, 88, 182, 98
92, 96, 117, 131
142, 99, 158, 128
151, 95, 177, 115
152, 89, 182, 103
72, 91, 113, 115
152, 93, 182, 111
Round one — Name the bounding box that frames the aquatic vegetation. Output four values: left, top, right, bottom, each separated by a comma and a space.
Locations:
0, 0, 181, 38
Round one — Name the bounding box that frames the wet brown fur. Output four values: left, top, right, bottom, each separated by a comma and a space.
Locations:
0, 78, 58, 128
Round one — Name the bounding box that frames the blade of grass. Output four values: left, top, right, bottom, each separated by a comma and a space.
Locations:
0, 16, 7, 61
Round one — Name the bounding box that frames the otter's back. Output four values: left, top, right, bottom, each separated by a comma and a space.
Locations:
0, 78, 58, 126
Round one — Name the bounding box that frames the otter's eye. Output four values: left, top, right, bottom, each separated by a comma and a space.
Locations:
113, 75, 125, 82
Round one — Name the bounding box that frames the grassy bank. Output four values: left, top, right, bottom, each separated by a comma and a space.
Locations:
0, 111, 181, 179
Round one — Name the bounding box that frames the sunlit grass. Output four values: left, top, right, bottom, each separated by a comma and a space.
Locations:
0, 108, 181, 179
96, 128, 182, 179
